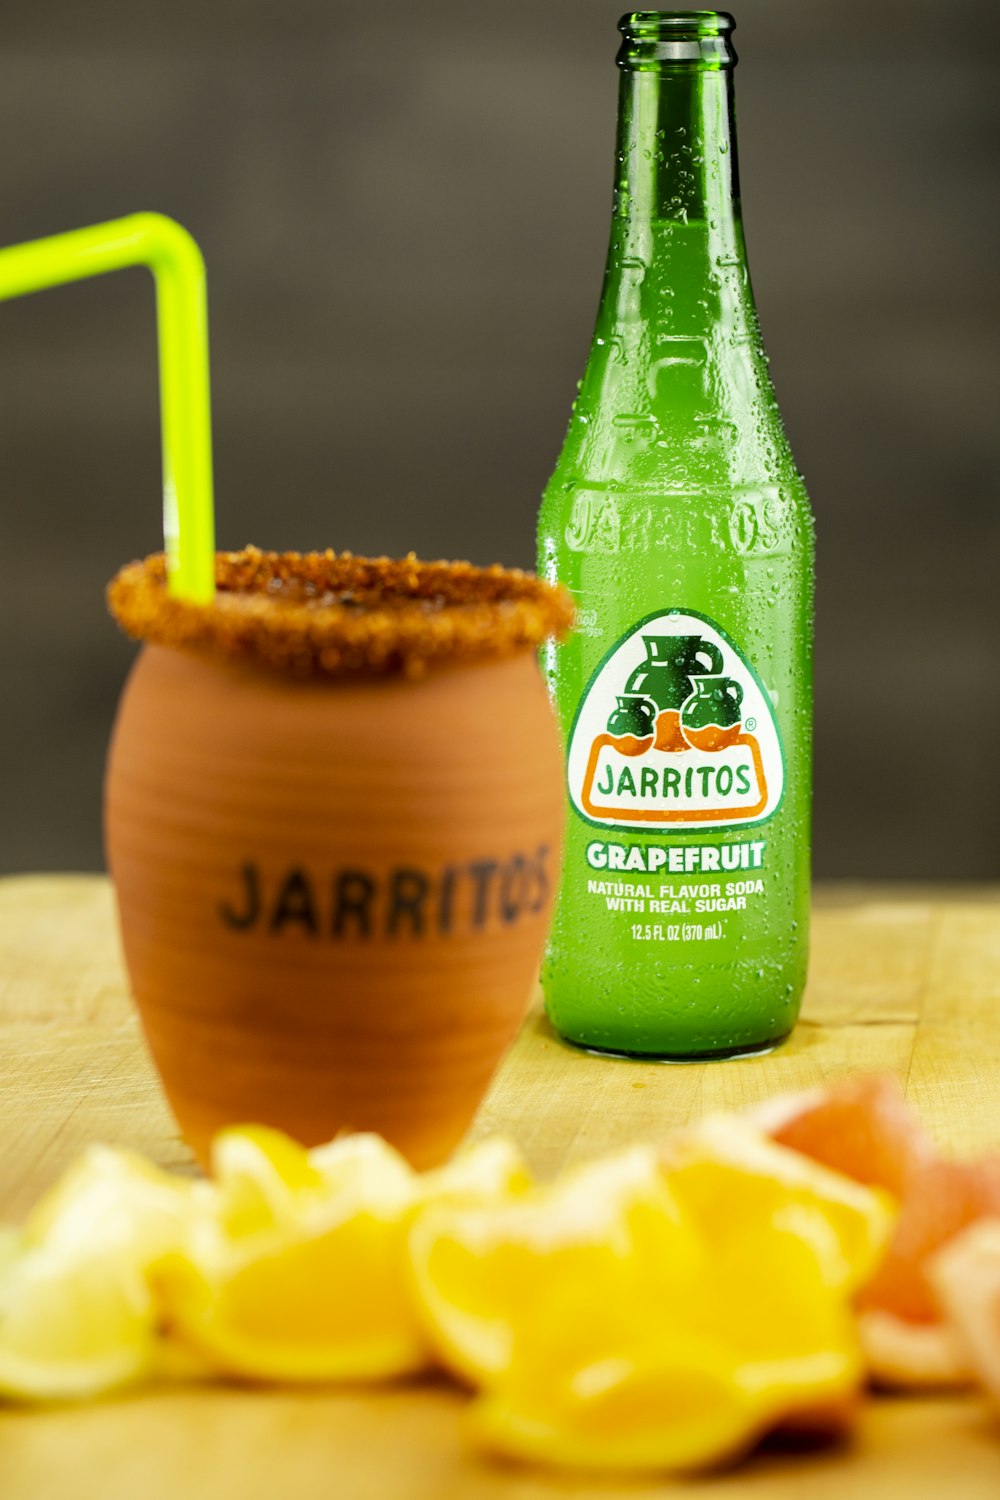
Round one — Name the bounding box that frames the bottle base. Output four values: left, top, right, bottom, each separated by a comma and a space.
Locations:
558, 1030, 792, 1064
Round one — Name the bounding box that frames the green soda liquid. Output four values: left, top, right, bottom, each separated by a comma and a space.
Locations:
538, 12, 814, 1058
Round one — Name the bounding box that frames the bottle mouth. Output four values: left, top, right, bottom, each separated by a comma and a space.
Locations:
618, 10, 737, 69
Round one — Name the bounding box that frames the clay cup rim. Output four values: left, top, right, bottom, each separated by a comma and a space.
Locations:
108, 548, 575, 678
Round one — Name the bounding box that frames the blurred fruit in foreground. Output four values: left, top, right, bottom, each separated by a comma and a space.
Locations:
409, 1146, 697, 1385
410, 1126, 891, 1471
0, 1078, 995, 1475
930, 1219, 1000, 1404
660, 1116, 894, 1295
0, 1246, 156, 1401
161, 1128, 532, 1384
752, 1072, 932, 1196
160, 1130, 427, 1383
24, 1143, 207, 1271
0, 1146, 209, 1401
755, 1074, 1000, 1388
468, 1342, 766, 1475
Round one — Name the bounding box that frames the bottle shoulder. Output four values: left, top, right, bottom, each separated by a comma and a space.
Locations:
540, 421, 812, 523
551, 219, 799, 490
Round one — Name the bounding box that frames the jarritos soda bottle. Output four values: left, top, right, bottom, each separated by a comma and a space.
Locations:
539, 11, 814, 1058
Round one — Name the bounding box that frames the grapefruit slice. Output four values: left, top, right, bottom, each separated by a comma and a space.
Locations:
929, 1218, 1000, 1401
753, 1073, 1000, 1388
858, 1308, 971, 1388
752, 1073, 932, 1195
860, 1153, 1000, 1325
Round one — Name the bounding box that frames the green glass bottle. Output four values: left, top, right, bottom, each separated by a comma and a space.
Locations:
538, 11, 814, 1058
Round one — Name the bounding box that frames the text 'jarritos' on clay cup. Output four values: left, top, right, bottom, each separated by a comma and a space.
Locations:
105, 548, 574, 1169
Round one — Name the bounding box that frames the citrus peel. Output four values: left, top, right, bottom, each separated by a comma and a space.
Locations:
754, 1073, 1000, 1388
928, 1219, 1000, 1402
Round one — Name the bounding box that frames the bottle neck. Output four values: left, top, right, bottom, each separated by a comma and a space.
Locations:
570, 16, 782, 487
613, 63, 741, 238
592, 54, 760, 405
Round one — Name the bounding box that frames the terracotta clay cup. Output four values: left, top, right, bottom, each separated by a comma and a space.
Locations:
105, 548, 573, 1169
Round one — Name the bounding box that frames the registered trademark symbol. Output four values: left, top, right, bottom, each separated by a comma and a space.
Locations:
745, 717, 756, 731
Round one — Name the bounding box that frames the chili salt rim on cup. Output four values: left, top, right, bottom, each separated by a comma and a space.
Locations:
107, 547, 575, 677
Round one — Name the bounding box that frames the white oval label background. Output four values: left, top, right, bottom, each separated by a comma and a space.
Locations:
567, 609, 784, 833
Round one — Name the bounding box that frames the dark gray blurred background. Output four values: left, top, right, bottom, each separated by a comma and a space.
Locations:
0, 0, 997, 878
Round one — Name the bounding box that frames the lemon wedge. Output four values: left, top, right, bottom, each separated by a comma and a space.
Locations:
0, 1243, 156, 1401
24, 1143, 208, 1273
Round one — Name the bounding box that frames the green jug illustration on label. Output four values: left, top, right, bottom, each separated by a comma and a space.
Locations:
607, 695, 658, 739
682, 676, 742, 733
538, 12, 814, 1059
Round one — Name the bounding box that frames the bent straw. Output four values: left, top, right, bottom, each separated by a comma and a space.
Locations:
0, 213, 215, 602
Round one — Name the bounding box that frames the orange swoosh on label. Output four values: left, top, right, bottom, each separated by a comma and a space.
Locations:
580, 732, 768, 824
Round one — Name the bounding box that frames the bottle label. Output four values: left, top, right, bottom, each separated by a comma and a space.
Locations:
566, 609, 784, 833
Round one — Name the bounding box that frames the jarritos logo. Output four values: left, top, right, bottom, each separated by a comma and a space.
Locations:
567, 610, 784, 832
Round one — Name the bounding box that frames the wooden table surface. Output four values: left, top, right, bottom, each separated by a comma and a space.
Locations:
1, 875, 999, 1499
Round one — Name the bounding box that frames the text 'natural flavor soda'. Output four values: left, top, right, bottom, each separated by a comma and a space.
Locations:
539, 12, 814, 1058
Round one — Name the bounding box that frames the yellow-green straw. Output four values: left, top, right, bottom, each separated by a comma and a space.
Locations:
0, 213, 215, 602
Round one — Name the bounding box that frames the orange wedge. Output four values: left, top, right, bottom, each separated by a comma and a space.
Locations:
660, 1115, 895, 1295
162, 1127, 531, 1384
161, 1128, 423, 1382
468, 1339, 767, 1475
409, 1145, 694, 1386
412, 1128, 881, 1471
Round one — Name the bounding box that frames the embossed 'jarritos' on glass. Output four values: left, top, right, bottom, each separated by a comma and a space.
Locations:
538, 11, 814, 1058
